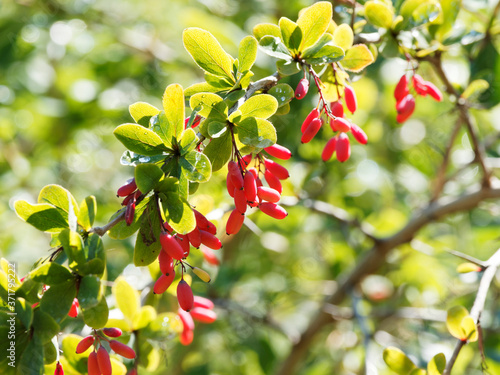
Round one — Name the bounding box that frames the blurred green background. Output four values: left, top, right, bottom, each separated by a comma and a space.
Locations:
1, 0, 500, 374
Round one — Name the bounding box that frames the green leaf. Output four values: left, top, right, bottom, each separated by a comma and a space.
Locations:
427, 353, 446, 375
133, 200, 162, 267
462, 79, 489, 100
276, 60, 301, 76
81, 296, 108, 329
383, 347, 416, 374
184, 82, 221, 98
409, 369, 427, 375
113, 277, 139, 323
204, 72, 233, 89
132, 305, 157, 330
38, 185, 78, 227
179, 128, 198, 155
180, 151, 212, 183
18, 336, 44, 375
129, 102, 160, 127
342, 44, 375, 72
15, 298, 33, 329
279, 17, 302, 53
268, 84, 295, 107
160, 83, 185, 146
456, 262, 482, 273
120, 150, 166, 167
332, 24, 354, 51
304, 44, 344, 65
43, 340, 57, 364
208, 121, 228, 138
364, 1, 394, 29
32, 309, 60, 344
78, 195, 97, 231
204, 131, 232, 172
59, 229, 86, 270
62, 334, 90, 373
14, 200, 68, 233
135, 163, 163, 194
190, 93, 227, 120
29, 263, 74, 285
81, 233, 106, 276
446, 306, 469, 339
276, 102, 290, 115
114, 124, 168, 156
253, 23, 281, 41
238, 36, 258, 73
156, 177, 179, 194
78, 275, 101, 310
412, 1, 442, 27
238, 94, 279, 120
302, 33, 334, 57
183, 27, 234, 79
258, 36, 293, 60
235, 117, 277, 150
163, 192, 196, 234
40, 280, 77, 321
108, 196, 151, 240
461, 316, 478, 342
296, 1, 332, 51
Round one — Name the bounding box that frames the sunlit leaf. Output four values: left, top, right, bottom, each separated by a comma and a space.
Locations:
238, 94, 278, 120
296, 1, 332, 50
383, 347, 416, 374
332, 24, 354, 51
238, 36, 258, 73
129, 102, 160, 127
427, 353, 446, 375
364, 1, 394, 29
342, 44, 375, 72
114, 124, 168, 156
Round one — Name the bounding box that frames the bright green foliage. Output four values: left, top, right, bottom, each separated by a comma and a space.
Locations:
383, 347, 416, 374
129, 102, 161, 128
364, 1, 394, 29
446, 306, 478, 342
427, 353, 446, 375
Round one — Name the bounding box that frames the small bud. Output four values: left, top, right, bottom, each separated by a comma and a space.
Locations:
192, 267, 211, 283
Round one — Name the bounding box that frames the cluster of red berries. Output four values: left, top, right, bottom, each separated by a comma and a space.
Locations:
225, 145, 290, 234
177, 295, 217, 345
116, 178, 141, 225
75, 327, 136, 375
394, 73, 443, 123
299, 84, 367, 162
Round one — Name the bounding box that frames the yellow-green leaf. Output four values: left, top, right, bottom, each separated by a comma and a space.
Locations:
113, 124, 168, 156
238, 94, 278, 120
427, 353, 446, 375
342, 44, 375, 72
383, 347, 416, 374
332, 24, 354, 51
456, 262, 482, 273
129, 102, 160, 127
14, 200, 68, 233
279, 17, 302, 53
462, 79, 489, 100
190, 92, 227, 120
112, 277, 139, 323
296, 1, 332, 51
132, 305, 157, 330
161, 84, 185, 145
446, 306, 469, 339
253, 23, 281, 41
461, 316, 478, 342
78, 195, 97, 231
235, 117, 277, 150
238, 36, 258, 72
364, 1, 394, 29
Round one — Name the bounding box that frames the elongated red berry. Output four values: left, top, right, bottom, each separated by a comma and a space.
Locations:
240, 154, 252, 168
301, 118, 323, 143
76, 335, 95, 354
424, 81, 443, 102
396, 94, 415, 123
187, 226, 202, 248
330, 117, 351, 132
159, 249, 174, 275
199, 230, 222, 250
394, 75, 409, 101
259, 202, 287, 219
194, 210, 210, 230
264, 159, 289, 180
160, 232, 185, 260
102, 327, 122, 338
206, 221, 217, 235
177, 279, 194, 312
336, 133, 351, 162
350, 123, 368, 144
412, 74, 428, 96
125, 202, 135, 226
295, 78, 309, 99
264, 169, 282, 194
180, 328, 194, 345
194, 295, 214, 310
264, 144, 292, 160
153, 271, 176, 294
301, 108, 321, 133
226, 176, 236, 198
244, 172, 257, 202
234, 188, 248, 214
190, 307, 217, 323
178, 308, 195, 331
109, 340, 136, 359
257, 186, 281, 203
117, 179, 137, 197
227, 161, 244, 190
87, 352, 100, 375
201, 246, 220, 265
121, 193, 135, 207
55, 361, 64, 375
330, 101, 344, 117
175, 234, 190, 257
321, 137, 337, 162
226, 209, 245, 235
68, 298, 79, 318
96, 346, 112, 375
344, 84, 357, 113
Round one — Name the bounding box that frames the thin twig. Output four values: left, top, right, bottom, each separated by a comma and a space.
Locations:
89, 210, 125, 237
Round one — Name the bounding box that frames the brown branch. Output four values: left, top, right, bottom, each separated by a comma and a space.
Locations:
276, 184, 500, 375
443, 248, 500, 375
89, 210, 125, 237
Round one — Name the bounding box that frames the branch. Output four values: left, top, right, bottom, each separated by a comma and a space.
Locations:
443, 248, 500, 375
228, 72, 280, 116
276, 183, 500, 375
89, 210, 125, 237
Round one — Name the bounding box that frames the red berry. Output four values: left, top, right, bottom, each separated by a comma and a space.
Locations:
264, 169, 282, 194
190, 307, 217, 323
87, 352, 100, 375
264, 144, 292, 160
301, 118, 323, 143
234, 188, 248, 214
396, 94, 415, 122
199, 230, 222, 250
295, 78, 309, 99
121, 193, 135, 207
109, 340, 136, 359
160, 232, 185, 260
175, 234, 190, 257
193, 296, 214, 310
301, 108, 321, 133
321, 137, 337, 162
125, 201, 135, 226
257, 186, 281, 203
55, 361, 64, 375
153, 271, 176, 294
117, 178, 137, 197
178, 308, 195, 331
350, 123, 368, 144
102, 327, 122, 338
200, 246, 220, 265
343, 84, 357, 113
76, 335, 95, 354
68, 298, 79, 318
330, 117, 351, 133
394, 75, 409, 102
330, 101, 344, 118
226, 209, 245, 235
96, 346, 112, 375
259, 202, 288, 219
159, 249, 174, 275
177, 279, 194, 312
206, 221, 217, 235
244, 171, 257, 202
179, 327, 194, 346
227, 161, 244, 190
226, 175, 236, 198
336, 133, 351, 162
163, 221, 174, 232
264, 159, 289, 180
194, 210, 210, 230
424, 81, 443, 102
187, 226, 202, 248
412, 74, 428, 96
240, 154, 252, 168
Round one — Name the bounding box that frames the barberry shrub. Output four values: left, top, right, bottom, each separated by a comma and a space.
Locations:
2, 0, 500, 374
